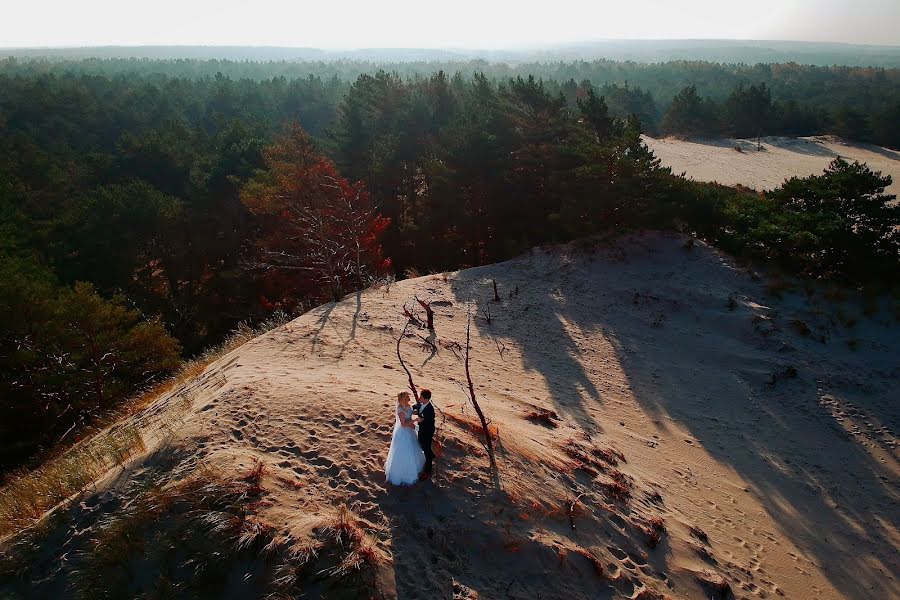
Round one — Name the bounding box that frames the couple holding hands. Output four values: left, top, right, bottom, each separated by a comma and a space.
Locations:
384, 389, 436, 485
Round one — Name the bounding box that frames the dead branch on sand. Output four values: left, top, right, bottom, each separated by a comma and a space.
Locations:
402, 304, 425, 329
464, 304, 498, 477
415, 296, 434, 330
440, 339, 463, 359
569, 492, 586, 530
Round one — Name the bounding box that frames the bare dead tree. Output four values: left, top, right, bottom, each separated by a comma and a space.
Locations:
492, 279, 501, 302
415, 295, 435, 330
396, 319, 420, 402
465, 304, 497, 475
479, 304, 492, 325
241, 127, 388, 303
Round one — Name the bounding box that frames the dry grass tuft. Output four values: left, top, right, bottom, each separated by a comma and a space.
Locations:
445, 412, 499, 443
597, 474, 633, 502
0, 424, 145, 538
244, 460, 266, 496
563, 439, 624, 469
3, 462, 382, 599
320, 504, 381, 579
788, 318, 812, 336
765, 276, 792, 298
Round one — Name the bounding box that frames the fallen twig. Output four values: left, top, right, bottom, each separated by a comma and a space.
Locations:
569, 492, 586, 530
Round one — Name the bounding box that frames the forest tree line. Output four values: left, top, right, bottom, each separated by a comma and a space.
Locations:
1, 62, 897, 471
4, 57, 899, 146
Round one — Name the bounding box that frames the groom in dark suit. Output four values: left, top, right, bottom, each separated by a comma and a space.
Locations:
415, 389, 436, 479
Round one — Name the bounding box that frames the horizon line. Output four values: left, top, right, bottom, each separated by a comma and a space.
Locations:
4, 38, 900, 52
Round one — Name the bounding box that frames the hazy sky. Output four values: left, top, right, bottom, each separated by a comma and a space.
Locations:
3, 0, 898, 48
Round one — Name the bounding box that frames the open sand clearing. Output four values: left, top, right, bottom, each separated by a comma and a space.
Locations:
2, 233, 898, 599
644, 135, 900, 196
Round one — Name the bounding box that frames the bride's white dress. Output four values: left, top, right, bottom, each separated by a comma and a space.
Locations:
384, 405, 426, 485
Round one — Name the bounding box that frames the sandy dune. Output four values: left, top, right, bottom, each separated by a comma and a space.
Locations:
644, 135, 900, 196
3, 233, 898, 599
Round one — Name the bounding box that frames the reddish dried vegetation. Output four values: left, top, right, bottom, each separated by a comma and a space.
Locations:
446, 412, 499, 442
562, 438, 633, 501
642, 516, 666, 548
525, 408, 561, 427
245, 460, 266, 496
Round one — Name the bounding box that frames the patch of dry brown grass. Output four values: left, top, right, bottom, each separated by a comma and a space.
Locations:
0, 314, 290, 541
0, 424, 146, 538
445, 411, 499, 443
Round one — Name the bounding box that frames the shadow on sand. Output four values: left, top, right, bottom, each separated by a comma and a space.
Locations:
449, 235, 899, 599
449, 259, 602, 434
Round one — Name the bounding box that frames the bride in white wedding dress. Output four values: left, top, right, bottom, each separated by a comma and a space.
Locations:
384, 392, 426, 485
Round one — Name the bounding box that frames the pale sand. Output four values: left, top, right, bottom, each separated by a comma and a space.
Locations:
6, 233, 899, 599
644, 135, 900, 196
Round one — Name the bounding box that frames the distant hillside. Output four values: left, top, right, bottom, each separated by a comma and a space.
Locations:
645, 135, 900, 195
4, 39, 900, 67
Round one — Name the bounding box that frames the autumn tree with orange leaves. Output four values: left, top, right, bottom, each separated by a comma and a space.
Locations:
241, 124, 391, 304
